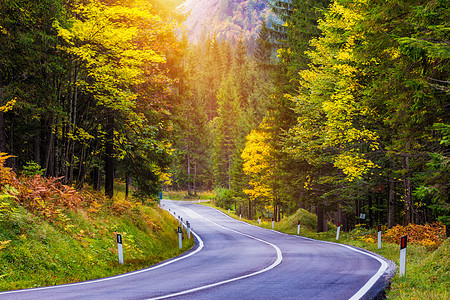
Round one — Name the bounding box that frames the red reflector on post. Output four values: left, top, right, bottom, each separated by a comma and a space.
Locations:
378, 224, 381, 232
401, 235, 407, 249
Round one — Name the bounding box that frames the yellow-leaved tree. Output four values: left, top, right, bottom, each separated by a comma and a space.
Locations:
290, 0, 379, 182
241, 121, 275, 216
55, 0, 177, 198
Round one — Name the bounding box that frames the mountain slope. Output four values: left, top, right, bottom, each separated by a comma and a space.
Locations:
181, 0, 271, 46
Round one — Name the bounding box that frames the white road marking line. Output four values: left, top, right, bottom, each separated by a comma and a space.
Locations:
0, 210, 205, 296
147, 205, 283, 300
345, 245, 388, 300
208, 206, 390, 300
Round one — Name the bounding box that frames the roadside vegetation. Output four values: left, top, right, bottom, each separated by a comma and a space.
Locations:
163, 190, 214, 201
202, 201, 449, 299
0, 156, 193, 291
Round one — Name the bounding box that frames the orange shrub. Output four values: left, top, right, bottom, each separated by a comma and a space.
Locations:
0, 153, 17, 187
383, 223, 445, 249
0, 153, 84, 223
111, 199, 134, 215
16, 175, 82, 216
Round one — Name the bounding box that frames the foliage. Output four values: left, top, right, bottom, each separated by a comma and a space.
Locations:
388, 239, 449, 299
214, 187, 234, 209
15, 175, 82, 220
0, 163, 193, 290
383, 223, 445, 250
275, 0, 450, 229
0, 154, 14, 187
283, 208, 318, 232
21, 162, 45, 177
0, 0, 180, 199
242, 126, 274, 206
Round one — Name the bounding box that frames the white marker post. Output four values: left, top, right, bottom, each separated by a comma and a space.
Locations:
178, 226, 183, 249
239, 214, 241, 219
272, 218, 274, 229
228, 209, 230, 214
336, 222, 341, 240
117, 234, 124, 264
377, 224, 382, 249
258, 216, 261, 225
399, 235, 407, 276
297, 221, 300, 235
186, 221, 191, 239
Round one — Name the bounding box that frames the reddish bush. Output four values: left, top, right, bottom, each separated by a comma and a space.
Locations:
0, 153, 16, 187
15, 175, 83, 219
384, 223, 445, 249
0, 153, 83, 222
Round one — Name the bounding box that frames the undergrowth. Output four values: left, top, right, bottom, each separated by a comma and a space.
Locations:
163, 190, 214, 201
0, 153, 194, 291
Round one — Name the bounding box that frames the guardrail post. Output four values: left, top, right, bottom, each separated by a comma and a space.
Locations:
178, 227, 183, 249
336, 222, 341, 240
399, 235, 407, 276
377, 224, 382, 249
117, 234, 124, 264
187, 221, 191, 239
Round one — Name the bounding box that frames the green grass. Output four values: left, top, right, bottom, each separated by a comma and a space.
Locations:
163, 190, 214, 201
0, 185, 194, 291
204, 202, 449, 299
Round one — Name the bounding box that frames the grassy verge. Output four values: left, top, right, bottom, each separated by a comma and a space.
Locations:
203, 203, 449, 299
163, 190, 214, 201
0, 184, 194, 291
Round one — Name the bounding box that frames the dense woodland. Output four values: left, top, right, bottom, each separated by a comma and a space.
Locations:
0, 0, 448, 232
171, 0, 449, 231
0, 0, 183, 199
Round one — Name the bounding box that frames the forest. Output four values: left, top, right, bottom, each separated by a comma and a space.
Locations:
0, 0, 448, 232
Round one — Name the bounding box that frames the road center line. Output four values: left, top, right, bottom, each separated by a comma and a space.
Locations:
147, 204, 283, 300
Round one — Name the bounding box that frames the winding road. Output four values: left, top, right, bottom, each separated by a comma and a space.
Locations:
0, 200, 393, 299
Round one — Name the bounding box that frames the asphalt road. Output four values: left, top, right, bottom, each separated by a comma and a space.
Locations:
0, 200, 394, 300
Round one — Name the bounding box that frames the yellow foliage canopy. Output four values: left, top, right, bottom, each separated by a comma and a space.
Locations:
290, 0, 379, 181
241, 126, 275, 203
55, 0, 169, 113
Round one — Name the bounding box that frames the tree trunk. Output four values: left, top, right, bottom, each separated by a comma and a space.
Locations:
193, 159, 197, 195
403, 156, 412, 225
125, 172, 130, 199
105, 113, 114, 198
93, 166, 100, 191
368, 194, 373, 227
34, 123, 40, 165
9, 117, 14, 168
187, 150, 191, 195
0, 112, 7, 154
68, 63, 78, 185
388, 175, 395, 228
316, 203, 324, 232
355, 198, 360, 225
44, 117, 56, 177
